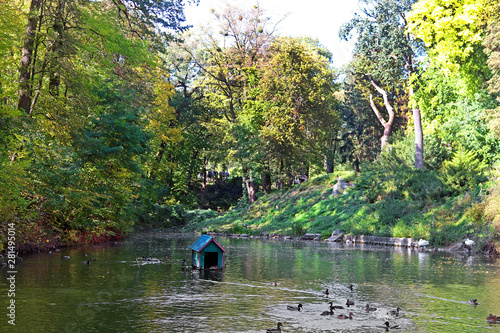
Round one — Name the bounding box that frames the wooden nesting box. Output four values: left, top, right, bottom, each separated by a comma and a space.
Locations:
190, 234, 226, 270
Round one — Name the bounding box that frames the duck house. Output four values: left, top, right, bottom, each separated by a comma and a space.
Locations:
190, 235, 226, 270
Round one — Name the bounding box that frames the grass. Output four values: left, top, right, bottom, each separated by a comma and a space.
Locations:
183, 167, 499, 250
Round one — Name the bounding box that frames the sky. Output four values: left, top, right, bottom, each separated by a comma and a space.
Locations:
183, 0, 359, 67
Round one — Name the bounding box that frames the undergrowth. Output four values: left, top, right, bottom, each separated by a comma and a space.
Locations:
183, 164, 499, 250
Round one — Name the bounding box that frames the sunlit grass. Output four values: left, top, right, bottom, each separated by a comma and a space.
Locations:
184, 167, 497, 248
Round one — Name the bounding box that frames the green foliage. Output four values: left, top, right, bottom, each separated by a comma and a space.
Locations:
229, 222, 248, 234
291, 221, 306, 236
441, 147, 488, 193
407, 0, 485, 76
200, 177, 243, 211
144, 204, 186, 227
340, 0, 421, 89
186, 153, 489, 246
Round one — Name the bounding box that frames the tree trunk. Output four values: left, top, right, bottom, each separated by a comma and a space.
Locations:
410, 88, 424, 170
243, 167, 256, 203
149, 140, 166, 180
262, 165, 271, 194
366, 75, 395, 151
18, 0, 42, 115
187, 149, 198, 188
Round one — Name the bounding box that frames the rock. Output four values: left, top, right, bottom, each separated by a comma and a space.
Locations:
332, 177, 351, 196
302, 233, 321, 240
326, 230, 344, 242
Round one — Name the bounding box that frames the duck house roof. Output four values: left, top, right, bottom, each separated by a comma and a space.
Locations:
190, 234, 226, 253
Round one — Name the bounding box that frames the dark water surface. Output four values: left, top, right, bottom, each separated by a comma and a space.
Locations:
1, 232, 500, 332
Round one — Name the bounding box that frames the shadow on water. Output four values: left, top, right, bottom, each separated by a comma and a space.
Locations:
1, 232, 499, 332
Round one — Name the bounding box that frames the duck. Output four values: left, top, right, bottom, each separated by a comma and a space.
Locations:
464, 238, 475, 247
346, 299, 355, 307
389, 307, 401, 316
365, 303, 377, 311
323, 288, 329, 297
418, 239, 429, 248
464, 238, 475, 253
287, 303, 303, 311
469, 299, 479, 306
348, 284, 354, 291
338, 312, 354, 319
383, 321, 400, 330
266, 322, 283, 332
321, 308, 334, 316
486, 314, 500, 322
321, 302, 335, 315
271, 281, 278, 286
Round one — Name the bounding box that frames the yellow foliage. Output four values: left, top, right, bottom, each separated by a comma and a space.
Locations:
407, 0, 484, 74
485, 172, 500, 231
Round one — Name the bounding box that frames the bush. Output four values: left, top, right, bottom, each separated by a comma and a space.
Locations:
291, 221, 306, 236
441, 147, 488, 193
142, 204, 186, 227
200, 177, 243, 211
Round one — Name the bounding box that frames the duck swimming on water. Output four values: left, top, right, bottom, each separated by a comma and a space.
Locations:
338, 312, 354, 319
383, 321, 400, 330
266, 322, 283, 332
365, 304, 377, 311
346, 299, 355, 307
323, 288, 329, 297
321, 308, 334, 316
388, 307, 401, 316
328, 301, 344, 309
287, 303, 303, 311
486, 314, 500, 322
321, 302, 334, 315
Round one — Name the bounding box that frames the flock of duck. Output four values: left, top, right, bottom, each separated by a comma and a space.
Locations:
265, 285, 499, 332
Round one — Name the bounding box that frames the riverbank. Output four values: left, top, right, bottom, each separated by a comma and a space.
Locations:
200, 231, 498, 256
5, 169, 499, 256
183, 171, 500, 255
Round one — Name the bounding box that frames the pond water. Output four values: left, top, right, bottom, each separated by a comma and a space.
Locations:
1, 232, 500, 333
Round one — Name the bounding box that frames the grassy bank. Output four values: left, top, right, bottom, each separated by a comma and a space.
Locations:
184, 166, 500, 254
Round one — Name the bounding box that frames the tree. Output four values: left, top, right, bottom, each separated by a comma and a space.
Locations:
255, 37, 340, 185
1, 0, 195, 244
340, 0, 425, 169
408, 0, 497, 166
407, 0, 485, 77
483, 0, 500, 136
188, 4, 279, 203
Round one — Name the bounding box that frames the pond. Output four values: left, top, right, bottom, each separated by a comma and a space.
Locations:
1, 232, 500, 332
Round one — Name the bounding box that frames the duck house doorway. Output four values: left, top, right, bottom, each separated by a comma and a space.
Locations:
204, 252, 218, 268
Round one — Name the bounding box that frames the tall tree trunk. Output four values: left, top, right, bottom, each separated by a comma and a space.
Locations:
187, 149, 198, 188
18, 0, 42, 115
243, 167, 256, 203
324, 138, 337, 174
149, 140, 166, 179
262, 165, 271, 194
405, 51, 424, 170
410, 86, 424, 169
366, 75, 395, 151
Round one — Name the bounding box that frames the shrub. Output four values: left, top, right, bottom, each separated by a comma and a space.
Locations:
291, 221, 306, 236
441, 147, 488, 193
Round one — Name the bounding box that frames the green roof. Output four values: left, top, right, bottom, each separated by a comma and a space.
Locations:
190, 234, 225, 253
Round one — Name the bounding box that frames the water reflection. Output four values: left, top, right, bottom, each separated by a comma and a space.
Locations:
1, 232, 499, 333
